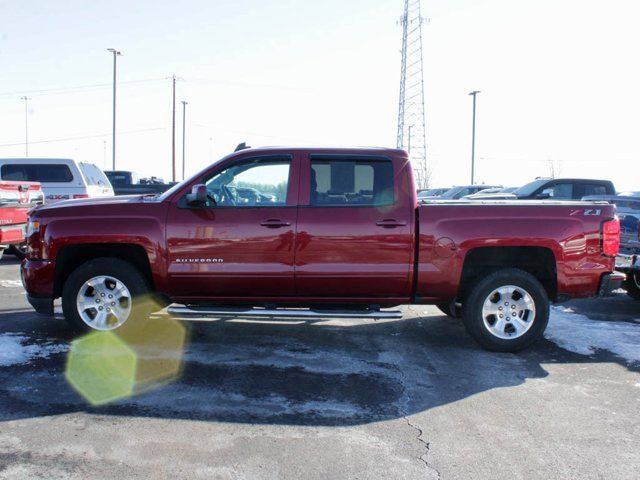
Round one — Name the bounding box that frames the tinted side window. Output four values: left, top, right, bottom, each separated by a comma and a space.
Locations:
542, 183, 572, 199
583, 184, 608, 197
310, 159, 394, 206
1, 164, 74, 183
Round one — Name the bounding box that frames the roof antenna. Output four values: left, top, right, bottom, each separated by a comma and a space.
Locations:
234, 142, 251, 152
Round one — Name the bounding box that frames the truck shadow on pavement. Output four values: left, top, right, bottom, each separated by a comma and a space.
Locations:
0, 306, 638, 426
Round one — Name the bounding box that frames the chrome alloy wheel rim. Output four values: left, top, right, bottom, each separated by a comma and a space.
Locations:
76, 275, 132, 331
481, 285, 536, 339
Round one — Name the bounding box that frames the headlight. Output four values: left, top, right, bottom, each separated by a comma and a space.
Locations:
25, 218, 41, 237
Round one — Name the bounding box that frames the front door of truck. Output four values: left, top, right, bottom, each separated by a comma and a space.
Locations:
166, 154, 299, 299
294, 153, 415, 298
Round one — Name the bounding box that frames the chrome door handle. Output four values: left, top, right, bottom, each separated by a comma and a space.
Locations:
260, 219, 291, 228
376, 219, 407, 228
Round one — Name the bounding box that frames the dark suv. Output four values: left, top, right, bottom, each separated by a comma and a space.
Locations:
512, 178, 616, 200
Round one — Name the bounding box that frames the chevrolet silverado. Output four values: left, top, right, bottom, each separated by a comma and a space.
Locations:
21, 147, 623, 351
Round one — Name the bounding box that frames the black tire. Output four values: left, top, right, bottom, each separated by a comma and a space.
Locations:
7, 244, 26, 260
436, 302, 462, 318
625, 272, 640, 300
462, 268, 550, 352
62, 257, 154, 333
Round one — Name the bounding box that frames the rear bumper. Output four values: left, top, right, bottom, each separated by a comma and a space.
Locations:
0, 224, 25, 245
598, 272, 626, 297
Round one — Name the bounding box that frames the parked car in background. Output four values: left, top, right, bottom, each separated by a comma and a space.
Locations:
0, 181, 44, 260
105, 170, 174, 196
0, 158, 113, 203
418, 187, 449, 199
583, 192, 640, 300
464, 186, 519, 200
421, 185, 502, 200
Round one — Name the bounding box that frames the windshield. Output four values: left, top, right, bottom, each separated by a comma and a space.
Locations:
513, 179, 549, 197
439, 186, 464, 199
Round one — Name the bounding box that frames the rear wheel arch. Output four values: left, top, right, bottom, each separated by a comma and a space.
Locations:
458, 246, 558, 303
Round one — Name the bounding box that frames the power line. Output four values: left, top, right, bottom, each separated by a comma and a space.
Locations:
0, 127, 166, 148
0, 77, 169, 98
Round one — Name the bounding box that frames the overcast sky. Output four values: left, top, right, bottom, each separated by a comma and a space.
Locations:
1, 0, 639, 190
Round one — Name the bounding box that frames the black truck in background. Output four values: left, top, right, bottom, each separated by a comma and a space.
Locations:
105, 171, 175, 196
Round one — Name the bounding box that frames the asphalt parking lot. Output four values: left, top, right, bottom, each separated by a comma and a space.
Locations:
0, 256, 639, 480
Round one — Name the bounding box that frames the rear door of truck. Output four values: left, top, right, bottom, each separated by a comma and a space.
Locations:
294, 152, 415, 299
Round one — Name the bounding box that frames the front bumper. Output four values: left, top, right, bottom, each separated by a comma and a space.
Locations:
598, 272, 626, 297
21, 259, 56, 315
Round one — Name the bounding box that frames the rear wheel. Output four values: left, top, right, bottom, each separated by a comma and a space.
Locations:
626, 271, 640, 300
462, 268, 549, 352
62, 258, 154, 333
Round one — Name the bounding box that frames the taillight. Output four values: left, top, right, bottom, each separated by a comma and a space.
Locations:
602, 217, 620, 257
73, 194, 89, 199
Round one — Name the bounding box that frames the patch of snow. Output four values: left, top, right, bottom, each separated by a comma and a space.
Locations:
0, 334, 68, 367
545, 306, 640, 364
0, 280, 23, 288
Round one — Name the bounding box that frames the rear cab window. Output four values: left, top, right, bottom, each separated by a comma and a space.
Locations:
310, 157, 394, 206
1, 164, 74, 183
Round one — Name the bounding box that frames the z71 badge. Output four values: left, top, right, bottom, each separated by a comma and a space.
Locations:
570, 209, 602, 216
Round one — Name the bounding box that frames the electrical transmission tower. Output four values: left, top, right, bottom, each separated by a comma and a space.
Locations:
397, 0, 429, 189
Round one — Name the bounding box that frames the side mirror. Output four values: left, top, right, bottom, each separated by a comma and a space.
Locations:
186, 184, 207, 206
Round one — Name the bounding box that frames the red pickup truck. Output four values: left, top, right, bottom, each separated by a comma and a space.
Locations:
21, 147, 623, 351
0, 181, 44, 260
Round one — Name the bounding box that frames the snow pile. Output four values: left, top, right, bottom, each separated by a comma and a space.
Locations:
0, 334, 68, 366
545, 306, 640, 364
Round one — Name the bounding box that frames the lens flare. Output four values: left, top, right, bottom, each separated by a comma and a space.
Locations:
65, 297, 188, 405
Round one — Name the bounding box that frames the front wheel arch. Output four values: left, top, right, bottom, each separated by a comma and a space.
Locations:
61, 257, 158, 332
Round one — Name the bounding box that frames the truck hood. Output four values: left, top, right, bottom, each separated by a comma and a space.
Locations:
34, 194, 158, 213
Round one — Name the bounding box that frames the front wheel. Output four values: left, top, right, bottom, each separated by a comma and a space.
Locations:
625, 271, 640, 300
62, 258, 155, 333
462, 269, 550, 352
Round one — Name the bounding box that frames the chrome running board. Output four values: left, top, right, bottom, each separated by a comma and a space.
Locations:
167, 305, 403, 320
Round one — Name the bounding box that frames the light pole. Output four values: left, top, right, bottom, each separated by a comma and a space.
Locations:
469, 91, 480, 184
171, 75, 177, 182
181, 100, 187, 180
107, 48, 122, 171
20, 96, 31, 157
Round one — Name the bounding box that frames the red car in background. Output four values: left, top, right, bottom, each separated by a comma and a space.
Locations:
0, 181, 44, 260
